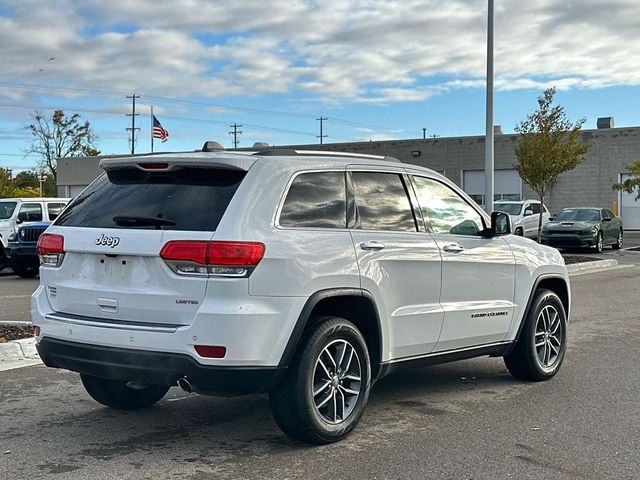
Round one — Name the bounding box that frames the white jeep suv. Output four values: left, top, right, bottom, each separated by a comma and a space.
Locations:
33, 148, 570, 444
494, 199, 550, 238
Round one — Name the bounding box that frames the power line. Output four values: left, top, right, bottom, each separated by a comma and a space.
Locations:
0, 102, 329, 139
0, 81, 408, 134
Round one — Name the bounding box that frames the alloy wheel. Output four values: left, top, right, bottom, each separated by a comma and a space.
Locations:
534, 305, 563, 368
312, 339, 362, 424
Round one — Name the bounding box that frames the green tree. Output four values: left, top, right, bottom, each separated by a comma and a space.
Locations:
514, 87, 590, 241
26, 110, 100, 182
13, 170, 38, 190
612, 161, 640, 200
0, 168, 16, 197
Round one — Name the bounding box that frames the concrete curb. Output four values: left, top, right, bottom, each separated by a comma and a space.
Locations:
567, 259, 621, 276
0, 337, 42, 372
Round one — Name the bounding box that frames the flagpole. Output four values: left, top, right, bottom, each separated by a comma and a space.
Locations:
150, 106, 154, 153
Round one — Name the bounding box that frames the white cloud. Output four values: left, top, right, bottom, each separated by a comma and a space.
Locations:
0, 0, 638, 105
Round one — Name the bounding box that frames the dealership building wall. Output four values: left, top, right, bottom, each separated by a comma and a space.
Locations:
57, 125, 640, 229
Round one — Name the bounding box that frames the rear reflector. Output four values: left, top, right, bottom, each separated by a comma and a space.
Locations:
160, 240, 265, 277
36, 233, 65, 267
194, 345, 227, 358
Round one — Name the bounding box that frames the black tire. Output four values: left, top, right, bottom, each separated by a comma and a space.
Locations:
80, 374, 170, 410
504, 289, 567, 381
269, 316, 371, 444
0, 246, 8, 273
594, 231, 603, 253
514, 227, 524, 236
10, 256, 39, 278
611, 230, 623, 250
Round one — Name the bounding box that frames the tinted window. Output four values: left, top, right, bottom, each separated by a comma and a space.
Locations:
350, 172, 416, 232
0, 201, 17, 220
47, 203, 66, 221
413, 176, 484, 236
56, 168, 245, 231
494, 203, 522, 215
279, 171, 346, 228
18, 203, 43, 222
529, 203, 541, 214
554, 209, 600, 222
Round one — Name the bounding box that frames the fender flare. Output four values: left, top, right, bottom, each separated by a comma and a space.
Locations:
277, 288, 383, 371
504, 273, 569, 355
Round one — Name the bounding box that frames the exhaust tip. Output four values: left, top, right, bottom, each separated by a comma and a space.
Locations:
177, 377, 192, 393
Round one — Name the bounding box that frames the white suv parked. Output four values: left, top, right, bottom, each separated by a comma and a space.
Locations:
494, 199, 550, 238
33, 149, 570, 444
0, 197, 69, 268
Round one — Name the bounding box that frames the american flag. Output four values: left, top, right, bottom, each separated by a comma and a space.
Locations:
152, 115, 169, 142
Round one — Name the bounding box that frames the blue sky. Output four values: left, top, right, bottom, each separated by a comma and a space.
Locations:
1, 0, 639, 172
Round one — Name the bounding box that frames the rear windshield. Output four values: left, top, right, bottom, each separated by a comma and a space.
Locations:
0, 201, 17, 220
55, 167, 246, 231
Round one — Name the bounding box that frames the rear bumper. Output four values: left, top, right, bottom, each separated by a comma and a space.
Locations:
37, 337, 286, 394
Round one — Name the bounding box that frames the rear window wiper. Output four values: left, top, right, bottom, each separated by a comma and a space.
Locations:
112, 215, 176, 228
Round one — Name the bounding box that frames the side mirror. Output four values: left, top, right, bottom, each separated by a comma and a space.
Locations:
548, 216, 555, 221
524, 209, 534, 216
485, 211, 511, 237
15, 218, 22, 225
603, 216, 612, 222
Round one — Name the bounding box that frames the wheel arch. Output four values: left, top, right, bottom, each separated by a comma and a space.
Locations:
506, 274, 570, 355
278, 288, 384, 380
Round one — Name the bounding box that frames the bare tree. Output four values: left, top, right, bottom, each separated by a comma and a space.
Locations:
25, 110, 100, 181
515, 88, 590, 241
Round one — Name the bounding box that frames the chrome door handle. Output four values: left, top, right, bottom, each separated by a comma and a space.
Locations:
443, 244, 464, 253
360, 241, 385, 251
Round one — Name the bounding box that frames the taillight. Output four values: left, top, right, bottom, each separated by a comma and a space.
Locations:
160, 241, 265, 277
36, 233, 65, 267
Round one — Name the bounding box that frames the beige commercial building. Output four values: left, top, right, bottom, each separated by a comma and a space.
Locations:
57, 123, 640, 229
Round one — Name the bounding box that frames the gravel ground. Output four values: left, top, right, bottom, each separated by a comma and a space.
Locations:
0, 325, 34, 342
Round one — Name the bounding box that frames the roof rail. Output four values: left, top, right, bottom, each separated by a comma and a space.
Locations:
253, 149, 400, 162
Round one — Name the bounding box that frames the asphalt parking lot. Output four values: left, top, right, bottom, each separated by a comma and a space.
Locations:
0, 267, 638, 479
1, 239, 639, 479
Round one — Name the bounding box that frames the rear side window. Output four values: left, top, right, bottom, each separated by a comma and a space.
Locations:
350, 172, 417, 232
47, 203, 66, 221
55, 167, 245, 231
279, 171, 346, 228
18, 203, 43, 222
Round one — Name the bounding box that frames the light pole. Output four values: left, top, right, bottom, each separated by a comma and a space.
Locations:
38, 172, 45, 197
484, 0, 494, 214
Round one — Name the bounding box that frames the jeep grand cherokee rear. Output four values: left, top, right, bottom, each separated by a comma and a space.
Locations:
34, 150, 570, 445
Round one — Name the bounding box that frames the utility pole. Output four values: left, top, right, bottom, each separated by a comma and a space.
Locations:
126, 94, 141, 154
484, 0, 495, 214
422, 128, 427, 139
316, 117, 328, 144
229, 123, 242, 149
